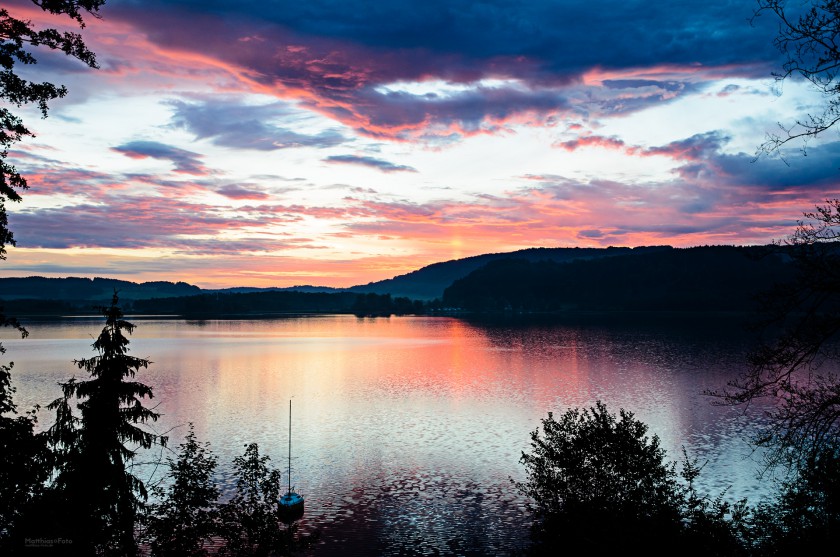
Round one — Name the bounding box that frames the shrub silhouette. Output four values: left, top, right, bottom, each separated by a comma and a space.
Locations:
144, 424, 220, 557
217, 443, 284, 556
750, 448, 840, 555
516, 401, 747, 556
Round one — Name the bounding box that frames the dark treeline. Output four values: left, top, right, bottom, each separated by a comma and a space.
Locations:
0, 246, 679, 310
131, 291, 428, 317
132, 291, 359, 316
350, 292, 427, 316
0, 291, 432, 318
0, 277, 201, 302
443, 246, 795, 313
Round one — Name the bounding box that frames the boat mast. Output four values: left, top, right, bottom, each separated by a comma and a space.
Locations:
288, 399, 292, 494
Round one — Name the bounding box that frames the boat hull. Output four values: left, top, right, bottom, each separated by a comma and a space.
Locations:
278, 491, 304, 521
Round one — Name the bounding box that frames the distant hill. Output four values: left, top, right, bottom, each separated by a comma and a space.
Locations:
0, 276, 200, 302
0, 277, 415, 317
205, 285, 342, 294
349, 246, 672, 300
442, 245, 793, 313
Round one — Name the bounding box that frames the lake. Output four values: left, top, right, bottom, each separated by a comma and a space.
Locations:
1, 314, 774, 555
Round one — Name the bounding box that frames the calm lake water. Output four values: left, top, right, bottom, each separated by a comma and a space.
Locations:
2, 314, 775, 555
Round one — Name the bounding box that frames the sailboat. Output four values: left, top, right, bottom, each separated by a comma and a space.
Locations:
278, 399, 305, 521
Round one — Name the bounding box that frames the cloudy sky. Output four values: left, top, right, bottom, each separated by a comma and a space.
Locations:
3, 0, 839, 288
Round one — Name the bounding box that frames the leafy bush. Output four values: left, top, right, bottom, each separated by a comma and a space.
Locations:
516, 401, 747, 556
144, 425, 220, 557
750, 449, 840, 555
0, 362, 50, 553
218, 443, 284, 556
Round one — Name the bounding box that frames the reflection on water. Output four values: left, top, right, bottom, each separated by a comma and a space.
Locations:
3, 314, 771, 555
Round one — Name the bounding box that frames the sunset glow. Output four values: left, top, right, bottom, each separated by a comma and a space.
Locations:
3, 0, 839, 288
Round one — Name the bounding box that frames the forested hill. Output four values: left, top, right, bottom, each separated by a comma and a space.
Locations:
349, 246, 671, 300
0, 276, 200, 302
442, 245, 795, 313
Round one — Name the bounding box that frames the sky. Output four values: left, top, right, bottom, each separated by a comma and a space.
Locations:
3, 0, 840, 288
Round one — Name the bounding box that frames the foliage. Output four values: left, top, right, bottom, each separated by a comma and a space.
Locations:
218, 443, 284, 556
715, 200, 840, 470
516, 402, 681, 553
1, 0, 104, 258
144, 434, 317, 557
515, 402, 747, 556
0, 346, 51, 552
144, 424, 220, 557
1, 8, 105, 540
1, 301, 28, 376
750, 448, 840, 555
755, 0, 840, 153
678, 449, 751, 556
3, 295, 325, 554
0, 307, 27, 414
43, 292, 166, 556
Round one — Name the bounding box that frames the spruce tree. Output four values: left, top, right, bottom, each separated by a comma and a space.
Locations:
45, 292, 166, 555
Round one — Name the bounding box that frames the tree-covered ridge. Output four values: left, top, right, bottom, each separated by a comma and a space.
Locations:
443, 245, 796, 313
0, 276, 201, 302
0, 246, 672, 305
349, 245, 671, 300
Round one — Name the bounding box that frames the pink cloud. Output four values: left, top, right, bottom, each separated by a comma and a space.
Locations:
554, 131, 727, 164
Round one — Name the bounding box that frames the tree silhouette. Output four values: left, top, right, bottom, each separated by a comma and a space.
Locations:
144, 424, 220, 557
515, 402, 747, 556
1, 0, 104, 258
217, 443, 284, 557
515, 402, 683, 554
750, 446, 840, 554
715, 200, 840, 470
754, 1, 840, 153
44, 292, 166, 555
1, 7, 105, 524
0, 333, 51, 553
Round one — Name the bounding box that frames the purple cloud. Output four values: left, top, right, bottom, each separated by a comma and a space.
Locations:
112, 141, 210, 175
216, 184, 270, 200
325, 155, 417, 173
167, 98, 348, 150
6, 194, 320, 255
